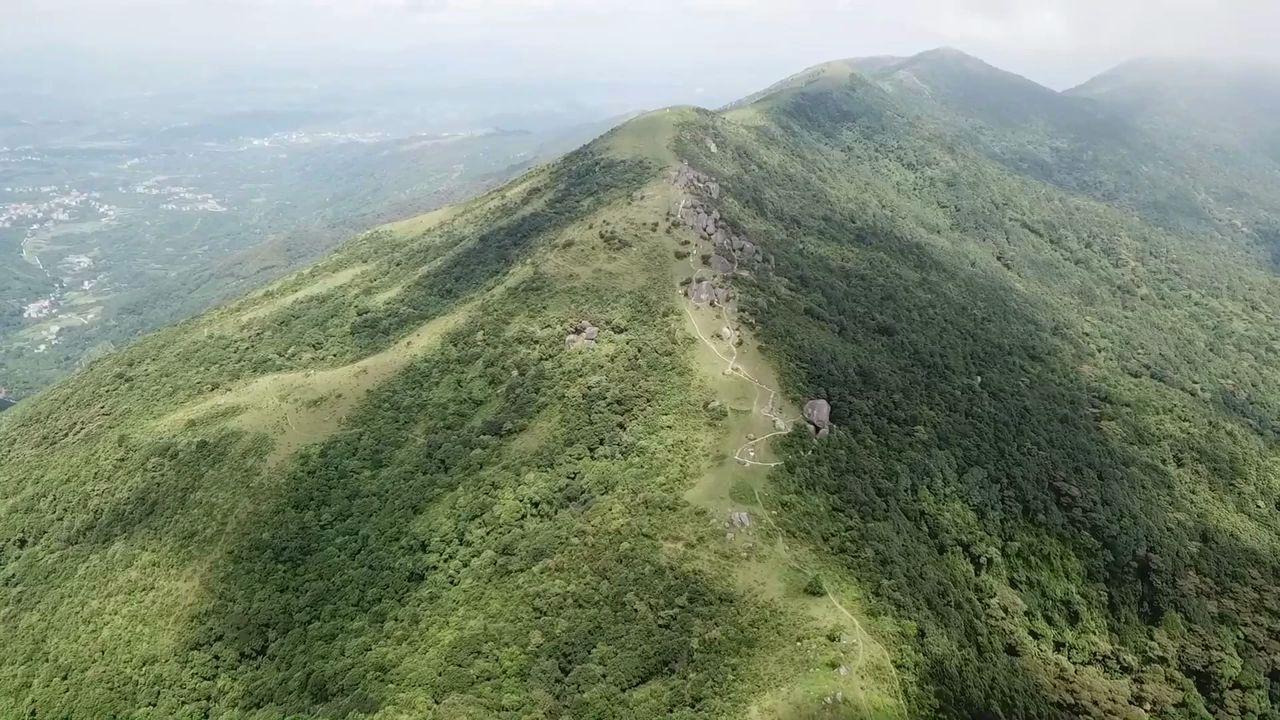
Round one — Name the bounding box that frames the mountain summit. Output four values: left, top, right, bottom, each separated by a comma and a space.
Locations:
4, 52, 1280, 719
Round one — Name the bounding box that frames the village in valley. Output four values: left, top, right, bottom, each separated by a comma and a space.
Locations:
0, 97, 608, 400
1, 167, 234, 358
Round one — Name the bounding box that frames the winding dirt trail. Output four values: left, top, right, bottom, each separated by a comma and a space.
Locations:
749, 481, 907, 710
680, 302, 793, 466
680, 262, 907, 716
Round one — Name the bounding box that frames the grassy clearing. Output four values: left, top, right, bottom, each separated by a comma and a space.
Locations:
233, 264, 368, 322
159, 295, 480, 464
377, 204, 461, 237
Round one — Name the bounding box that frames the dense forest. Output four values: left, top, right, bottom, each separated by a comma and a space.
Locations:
3, 49, 1280, 719
676, 53, 1280, 718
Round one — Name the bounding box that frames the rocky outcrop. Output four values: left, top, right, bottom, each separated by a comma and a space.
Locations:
708, 254, 734, 274
564, 321, 600, 350
803, 399, 833, 438
803, 399, 832, 428
687, 279, 714, 305
672, 160, 764, 270
674, 162, 720, 199
686, 278, 733, 307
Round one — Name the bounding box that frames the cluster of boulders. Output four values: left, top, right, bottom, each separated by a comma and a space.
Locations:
686, 277, 732, 307
672, 160, 764, 272
803, 398, 834, 439
725, 510, 754, 542
564, 321, 600, 350
673, 161, 720, 199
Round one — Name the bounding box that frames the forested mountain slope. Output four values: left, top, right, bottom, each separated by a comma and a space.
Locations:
1069, 58, 1280, 265
3, 50, 1280, 719
1070, 56, 1280, 151
855, 50, 1280, 260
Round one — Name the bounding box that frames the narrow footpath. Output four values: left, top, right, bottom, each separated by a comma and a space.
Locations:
677, 261, 907, 717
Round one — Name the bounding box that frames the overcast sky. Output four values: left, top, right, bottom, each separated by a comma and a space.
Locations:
4, 0, 1277, 100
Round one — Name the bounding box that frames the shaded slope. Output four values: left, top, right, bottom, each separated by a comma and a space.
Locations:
1070, 57, 1280, 266
1069, 56, 1280, 152
861, 50, 1280, 265
849, 48, 1219, 236
676, 63, 1280, 718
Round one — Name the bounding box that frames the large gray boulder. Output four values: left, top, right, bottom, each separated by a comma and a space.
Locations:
687, 280, 715, 305
803, 399, 832, 430
708, 255, 734, 273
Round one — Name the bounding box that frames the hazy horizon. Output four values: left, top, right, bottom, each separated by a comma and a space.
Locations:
5, 0, 1278, 112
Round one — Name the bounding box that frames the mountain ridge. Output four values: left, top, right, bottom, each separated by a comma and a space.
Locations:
4, 50, 1280, 719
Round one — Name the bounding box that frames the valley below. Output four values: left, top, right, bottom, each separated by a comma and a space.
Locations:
0, 109, 615, 397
